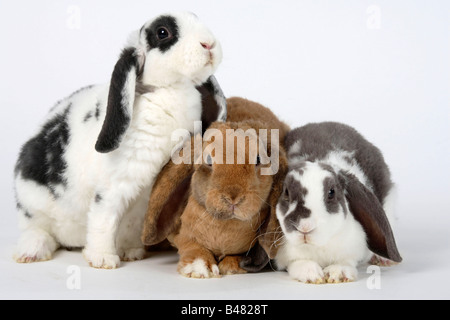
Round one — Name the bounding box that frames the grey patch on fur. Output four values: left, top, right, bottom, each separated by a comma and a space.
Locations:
280, 171, 311, 232
16, 201, 32, 219
284, 205, 311, 233
135, 83, 156, 95
318, 163, 347, 216
278, 172, 307, 216
209, 75, 227, 122
322, 176, 347, 215
94, 101, 101, 120
289, 161, 306, 173
84, 101, 102, 123
277, 190, 290, 216
48, 184, 62, 199
285, 122, 393, 203
95, 193, 102, 203
83, 111, 93, 123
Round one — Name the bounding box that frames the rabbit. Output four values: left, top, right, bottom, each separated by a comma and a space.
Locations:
141, 97, 290, 278
13, 11, 226, 269
275, 122, 402, 283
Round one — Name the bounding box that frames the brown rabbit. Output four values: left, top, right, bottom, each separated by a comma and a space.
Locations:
141, 97, 289, 278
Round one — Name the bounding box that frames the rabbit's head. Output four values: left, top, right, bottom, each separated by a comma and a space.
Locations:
277, 161, 402, 262
95, 12, 224, 153
191, 121, 280, 222
137, 11, 222, 86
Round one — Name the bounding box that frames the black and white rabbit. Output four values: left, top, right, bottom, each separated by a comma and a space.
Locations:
275, 122, 402, 283
13, 12, 226, 269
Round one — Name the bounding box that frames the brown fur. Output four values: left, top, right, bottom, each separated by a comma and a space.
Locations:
141, 97, 289, 277
226, 97, 290, 142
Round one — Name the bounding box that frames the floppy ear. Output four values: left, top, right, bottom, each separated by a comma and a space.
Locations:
240, 147, 289, 272
196, 75, 227, 134
141, 139, 196, 246
339, 172, 402, 263
95, 47, 144, 153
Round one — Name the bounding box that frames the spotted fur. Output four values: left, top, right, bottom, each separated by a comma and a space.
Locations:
276, 122, 402, 284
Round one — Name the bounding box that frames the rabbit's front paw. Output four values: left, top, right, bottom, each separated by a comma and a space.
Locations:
178, 258, 221, 279
83, 248, 120, 269
288, 260, 325, 284
118, 247, 146, 262
218, 256, 247, 275
323, 264, 357, 283
14, 229, 58, 263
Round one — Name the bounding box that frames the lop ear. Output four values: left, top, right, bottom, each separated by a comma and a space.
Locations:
141, 138, 196, 246
196, 75, 227, 134
339, 172, 402, 263
95, 47, 144, 153
240, 147, 289, 272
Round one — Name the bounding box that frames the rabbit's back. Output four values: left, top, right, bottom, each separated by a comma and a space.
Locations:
286, 122, 392, 202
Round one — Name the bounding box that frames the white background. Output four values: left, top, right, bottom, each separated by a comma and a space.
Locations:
0, 0, 448, 300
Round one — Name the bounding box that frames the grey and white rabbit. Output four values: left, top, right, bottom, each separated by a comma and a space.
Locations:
275, 122, 402, 283
13, 12, 226, 269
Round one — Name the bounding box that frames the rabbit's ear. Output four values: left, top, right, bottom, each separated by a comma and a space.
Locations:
339, 172, 402, 263
196, 75, 227, 134
141, 139, 195, 246
241, 147, 289, 272
95, 47, 144, 153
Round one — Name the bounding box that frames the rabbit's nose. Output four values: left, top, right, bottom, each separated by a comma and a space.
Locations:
298, 219, 316, 234
223, 195, 243, 206
223, 196, 244, 215
223, 188, 245, 209
299, 228, 315, 235
200, 42, 214, 50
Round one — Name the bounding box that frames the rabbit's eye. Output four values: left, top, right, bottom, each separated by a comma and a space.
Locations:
156, 27, 171, 40
283, 187, 289, 200
328, 188, 335, 200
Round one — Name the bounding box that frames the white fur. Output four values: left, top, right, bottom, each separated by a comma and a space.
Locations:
276, 158, 372, 283
14, 12, 222, 268
179, 258, 220, 279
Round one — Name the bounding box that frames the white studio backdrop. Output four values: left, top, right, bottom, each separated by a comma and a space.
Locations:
0, 0, 448, 299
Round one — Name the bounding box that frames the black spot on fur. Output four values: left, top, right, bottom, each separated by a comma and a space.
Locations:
83, 111, 93, 122
95, 193, 102, 203
15, 103, 72, 190
24, 211, 32, 219
145, 16, 180, 53
95, 101, 101, 120
83, 102, 102, 123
